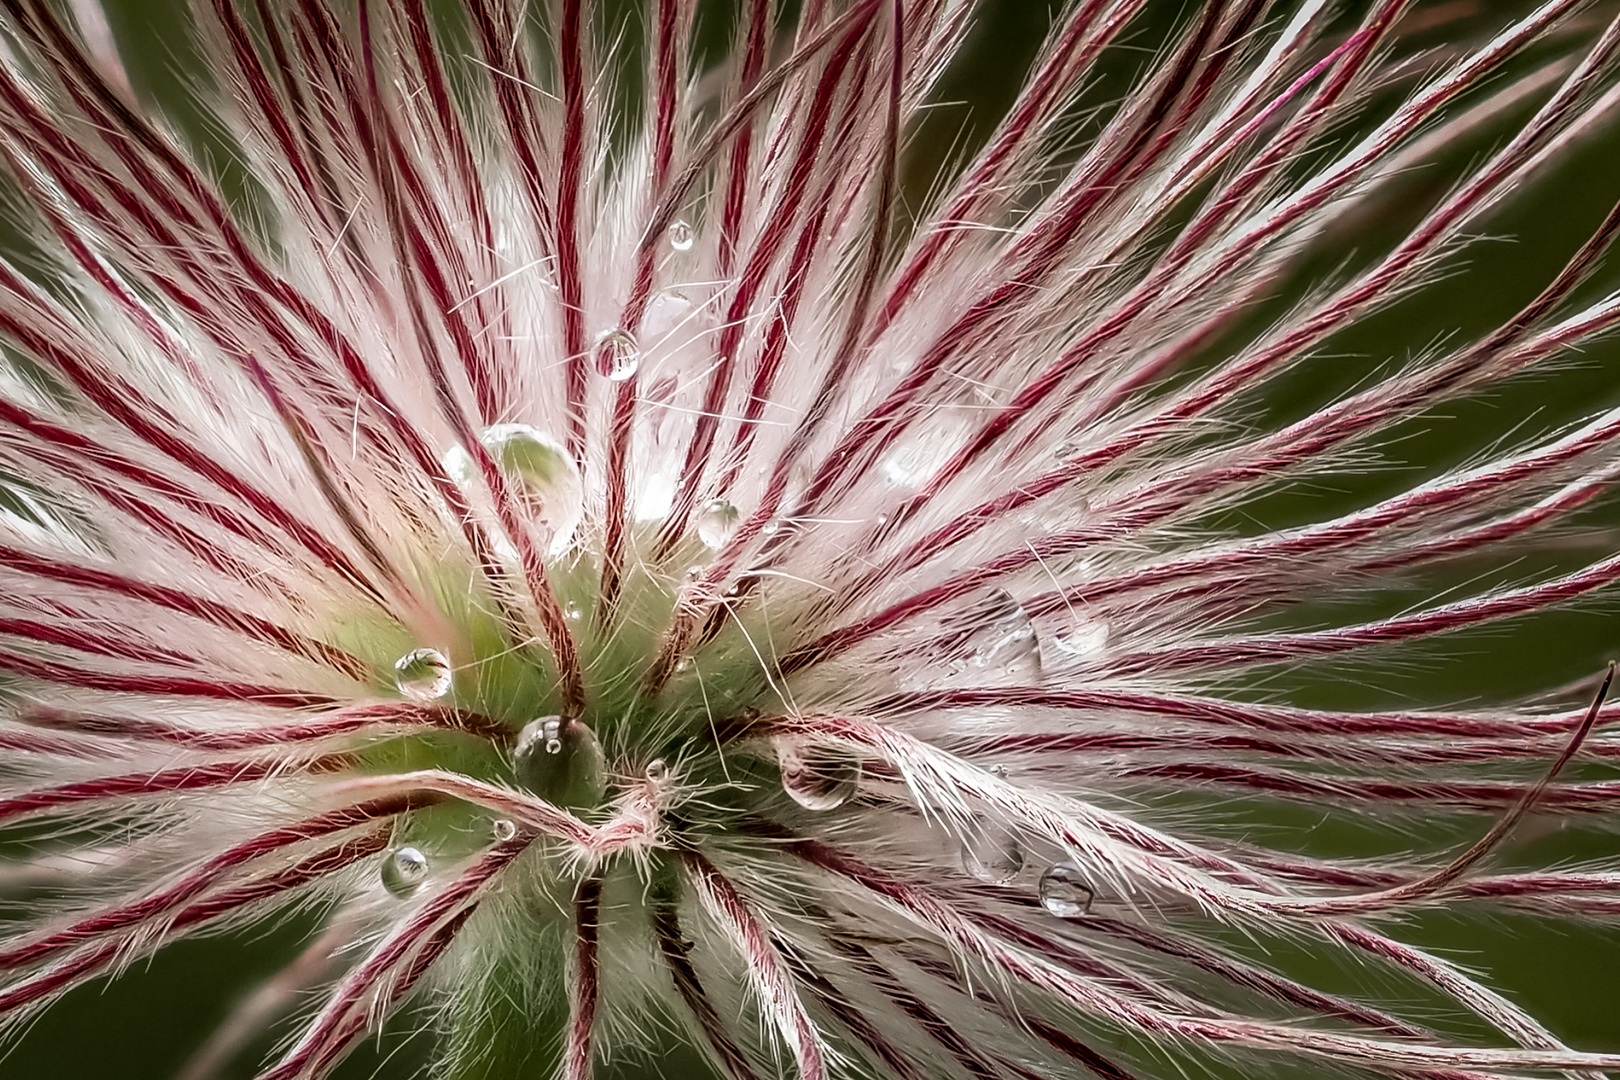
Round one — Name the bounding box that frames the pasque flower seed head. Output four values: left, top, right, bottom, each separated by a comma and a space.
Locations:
3, 1, 1620, 1078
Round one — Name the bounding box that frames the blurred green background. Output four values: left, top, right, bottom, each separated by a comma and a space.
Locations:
7, 0, 1620, 1077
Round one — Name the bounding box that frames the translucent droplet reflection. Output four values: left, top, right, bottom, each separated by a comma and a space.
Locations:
513, 716, 563, 789
667, 218, 695, 252
645, 758, 669, 783
478, 424, 583, 555
1038, 861, 1094, 917
969, 589, 1042, 683
381, 846, 430, 897
513, 715, 607, 810
960, 821, 1024, 885
1053, 620, 1110, 660
393, 647, 452, 701
696, 498, 739, 548
594, 328, 640, 382
775, 737, 861, 811
491, 819, 517, 842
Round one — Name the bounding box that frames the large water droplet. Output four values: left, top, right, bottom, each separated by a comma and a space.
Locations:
514, 716, 608, 809
667, 219, 695, 252
478, 424, 583, 556
645, 758, 669, 783
960, 822, 1024, 885
775, 737, 861, 811
696, 498, 739, 548
381, 846, 430, 897
1038, 862, 1094, 917
394, 647, 452, 701
967, 589, 1042, 683
594, 328, 640, 382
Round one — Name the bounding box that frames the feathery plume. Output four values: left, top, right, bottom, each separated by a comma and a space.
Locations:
2, 1, 1620, 1078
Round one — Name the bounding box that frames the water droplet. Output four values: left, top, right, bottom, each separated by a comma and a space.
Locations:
441, 444, 476, 485
775, 737, 861, 811
960, 822, 1024, 885
881, 423, 961, 490
674, 657, 691, 673
723, 572, 761, 599
393, 647, 452, 701
1038, 862, 1094, 917
967, 589, 1042, 683
760, 518, 780, 536
667, 218, 695, 252
381, 846, 429, 897
513, 716, 608, 809
594, 328, 640, 382
644, 293, 695, 342
645, 758, 669, 783
564, 600, 582, 621
1053, 620, 1110, 660
478, 424, 583, 556
696, 498, 739, 548
491, 819, 517, 842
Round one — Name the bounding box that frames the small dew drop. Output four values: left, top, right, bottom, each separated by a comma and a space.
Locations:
961, 822, 1025, 886
1038, 861, 1095, 918
667, 218, 695, 252
564, 600, 582, 621
760, 518, 780, 536
696, 498, 740, 548
381, 846, 430, 897
543, 717, 563, 754
775, 737, 861, 811
594, 328, 640, 382
491, 819, 517, 842
393, 647, 452, 701
674, 657, 691, 673
645, 758, 669, 783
